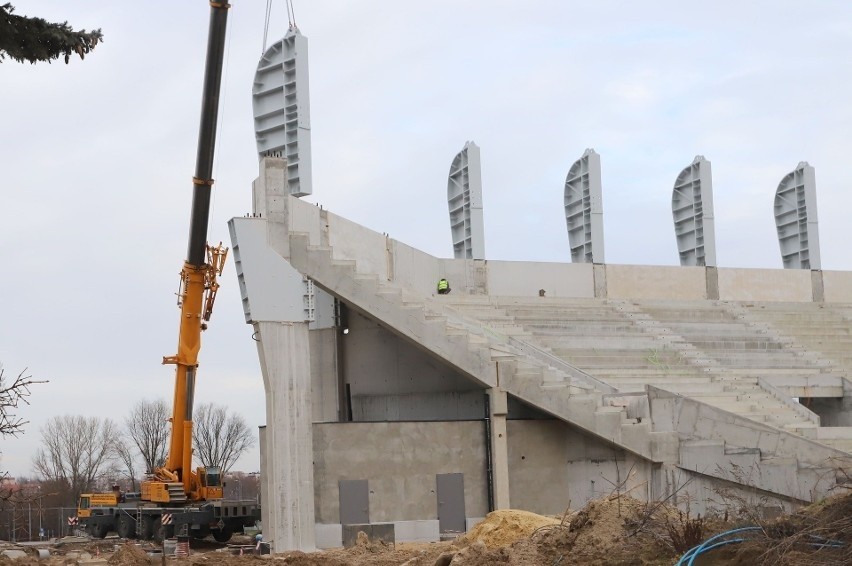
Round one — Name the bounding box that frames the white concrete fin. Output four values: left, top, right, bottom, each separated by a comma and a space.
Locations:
229, 217, 311, 323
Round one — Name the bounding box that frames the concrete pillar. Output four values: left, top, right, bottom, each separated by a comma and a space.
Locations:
233, 157, 317, 552
258, 426, 272, 537
593, 264, 607, 299
705, 266, 720, 300
487, 388, 510, 509
256, 321, 316, 552
812, 270, 825, 302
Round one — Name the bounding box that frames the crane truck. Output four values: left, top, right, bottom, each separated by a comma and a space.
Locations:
75, 0, 259, 543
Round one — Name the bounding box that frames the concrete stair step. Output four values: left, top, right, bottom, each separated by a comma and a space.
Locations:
540, 337, 667, 349
687, 341, 786, 350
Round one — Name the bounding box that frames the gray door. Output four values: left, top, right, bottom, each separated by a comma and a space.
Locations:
339, 479, 369, 525
436, 473, 466, 535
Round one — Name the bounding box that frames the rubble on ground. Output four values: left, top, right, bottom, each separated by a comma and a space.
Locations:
3, 492, 851, 565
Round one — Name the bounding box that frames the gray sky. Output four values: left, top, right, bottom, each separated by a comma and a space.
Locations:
2, 1, 851, 478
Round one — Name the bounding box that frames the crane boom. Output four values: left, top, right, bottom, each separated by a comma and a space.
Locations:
187, 1, 230, 266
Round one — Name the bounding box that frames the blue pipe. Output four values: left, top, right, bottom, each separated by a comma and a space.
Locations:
675, 527, 762, 566
677, 526, 846, 564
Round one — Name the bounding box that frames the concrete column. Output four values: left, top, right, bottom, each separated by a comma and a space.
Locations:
487, 388, 510, 509
705, 266, 720, 300
256, 321, 316, 552
253, 157, 291, 257
812, 270, 825, 302
258, 426, 272, 538
593, 264, 607, 299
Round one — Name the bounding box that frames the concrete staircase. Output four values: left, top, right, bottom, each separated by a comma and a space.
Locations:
734, 301, 852, 391
449, 297, 821, 434
287, 233, 651, 452
277, 227, 851, 503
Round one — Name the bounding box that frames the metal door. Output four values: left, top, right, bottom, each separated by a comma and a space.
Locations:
436, 473, 466, 535
338, 479, 369, 525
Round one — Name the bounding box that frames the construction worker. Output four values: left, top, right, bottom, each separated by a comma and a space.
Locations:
437, 278, 451, 295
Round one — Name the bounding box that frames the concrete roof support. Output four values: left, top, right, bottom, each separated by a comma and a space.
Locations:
564, 149, 605, 264
672, 156, 716, 267
448, 141, 485, 260
253, 29, 313, 197
775, 162, 821, 270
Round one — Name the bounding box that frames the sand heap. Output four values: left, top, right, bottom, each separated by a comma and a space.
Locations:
446, 495, 680, 566
456, 509, 562, 548
108, 543, 150, 566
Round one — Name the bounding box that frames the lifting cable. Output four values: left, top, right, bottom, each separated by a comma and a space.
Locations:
263, 1, 297, 54
262, 0, 273, 53
286, 0, 297, 30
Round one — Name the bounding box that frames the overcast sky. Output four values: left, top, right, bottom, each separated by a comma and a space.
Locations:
2, 1, 851, 479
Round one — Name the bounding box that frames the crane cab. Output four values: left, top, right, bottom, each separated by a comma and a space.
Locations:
194, 466, 223, 501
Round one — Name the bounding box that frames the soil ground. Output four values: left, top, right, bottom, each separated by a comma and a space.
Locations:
2, 492, 852, 565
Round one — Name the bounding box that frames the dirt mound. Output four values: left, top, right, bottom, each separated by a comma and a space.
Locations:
721, 491, 852, 565
456, 509, 561, 548
564, 495, 675, 565
108, 543, 150, 566
443, 495, 681, 565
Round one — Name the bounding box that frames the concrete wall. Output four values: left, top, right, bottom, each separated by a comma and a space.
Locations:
657, 466, 797, 518
342, 311, 479, 399
507, 420, 652, 515
718, 267, 813, 302
487, 261, 594, 298
310, 328, 339, 423
311, 417, 806, 531
390, 241, 442, 296
823, 271, 852, 303
327, 211, 389, 278
353, 391, 485, 421
606, 265, 707, 300
313, 419, 649, 525
312, 421, 489, 524
286, 196, 852, 304
506, 420, 570, 515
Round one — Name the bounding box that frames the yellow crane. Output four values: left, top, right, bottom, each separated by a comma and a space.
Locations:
76, 1, 259, 542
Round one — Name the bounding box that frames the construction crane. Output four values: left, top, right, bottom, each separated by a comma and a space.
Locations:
144, 0, 231, 503
75, 1, 258, 542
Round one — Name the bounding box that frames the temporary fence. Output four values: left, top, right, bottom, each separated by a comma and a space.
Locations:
0, 505, 79, 542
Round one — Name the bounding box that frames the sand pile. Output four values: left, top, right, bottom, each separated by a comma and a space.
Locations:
108, 543, 150, 566
456, 509, 561, 549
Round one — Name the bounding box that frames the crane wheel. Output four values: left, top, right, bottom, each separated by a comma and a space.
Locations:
89, 523, 108, 539
117, 514, 137, 539
139, 516, 154, 540
212, 527, 233, 543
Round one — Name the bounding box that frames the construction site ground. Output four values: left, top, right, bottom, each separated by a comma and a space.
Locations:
3, 492, 852, 565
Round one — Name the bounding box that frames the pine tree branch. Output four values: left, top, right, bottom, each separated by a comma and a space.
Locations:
0, 3, 103, 64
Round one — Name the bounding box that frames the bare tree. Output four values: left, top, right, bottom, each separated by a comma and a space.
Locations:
32, 415, 117, 503
0, 366, 43, 437
113, 436, 139, 491
0, 4, 103, 64
193, 403, 255, 474
124, 398, 170, 474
